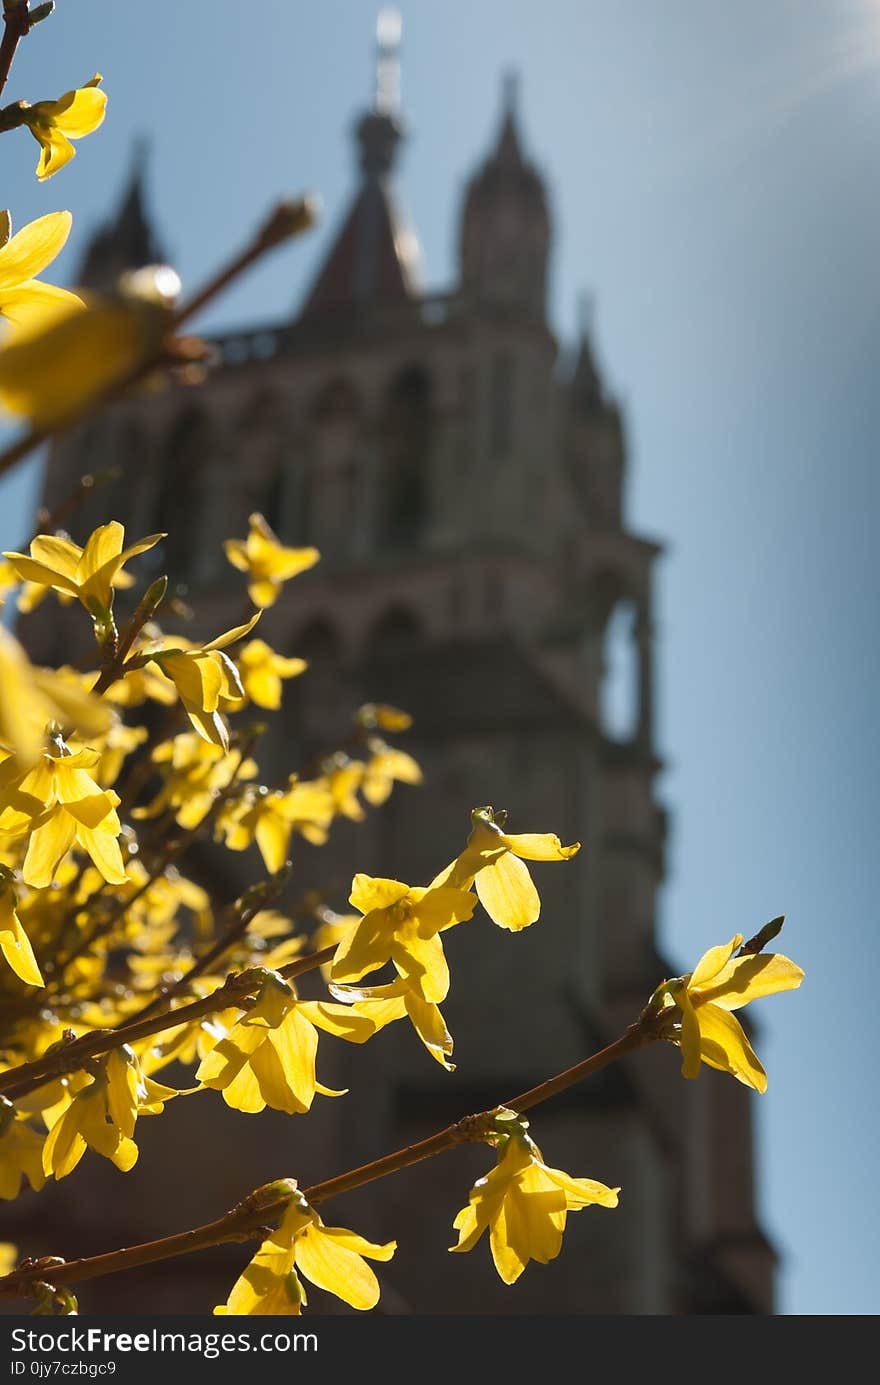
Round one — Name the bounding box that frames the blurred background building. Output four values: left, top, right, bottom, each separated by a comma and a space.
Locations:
17, 21, 774, 1314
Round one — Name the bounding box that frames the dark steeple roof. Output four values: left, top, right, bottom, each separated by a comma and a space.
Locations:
78, 139, 165, 290
299, 16, 420, 319
571, 296, 605, 415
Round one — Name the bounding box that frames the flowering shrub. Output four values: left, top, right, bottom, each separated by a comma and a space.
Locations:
0, 3, 803, 1316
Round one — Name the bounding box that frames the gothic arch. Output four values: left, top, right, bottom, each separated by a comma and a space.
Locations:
367, 604, 423, 658
379, 364, 431, 549
584, 569, 645, 744
301, 377, 364, 556
156, 409, 213, 582
289, 617, 348, 750
233, 390, 289, 533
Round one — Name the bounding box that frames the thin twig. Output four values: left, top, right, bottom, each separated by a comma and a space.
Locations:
0, 1, 29, 105
0, 1016, 661, 1298
0, 199, 317, 486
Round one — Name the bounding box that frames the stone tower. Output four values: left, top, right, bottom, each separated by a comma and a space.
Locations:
24, 31, 776, 1316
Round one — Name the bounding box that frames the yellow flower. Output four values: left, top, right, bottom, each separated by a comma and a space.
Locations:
0, 626, 111, 767
322, 758, 365, 821
0, 1243, 16, 1274
18, 74, 107, 180
133, 734, 256, 831
216, 1185, 395, 1315
329, 874, 476, 1003
667, 934, 804, 1092
0, 879, 43, 987
224, 513, 319, 608
196, 973, 377, 1115
148, 614, 259, 750
329, 973, 456, 1070
236, 639, 307, 710
218, 777, 335, 870
0, 267, 178, 428
361, 741, 422, 806
0, 1102, 46, 1200
0, 210, 82, 325
435, 807, 580, 931
450, 1112, 619, 1284
3, 521, 163, 620
0, 743, 127, 889
42, 1047, 175, 1180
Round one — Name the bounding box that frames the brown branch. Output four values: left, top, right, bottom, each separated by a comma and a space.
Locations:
0, 1015, 661, 1298
0, 2, 29, 105
0, 198, 318, 486
0, 942, 336, 1101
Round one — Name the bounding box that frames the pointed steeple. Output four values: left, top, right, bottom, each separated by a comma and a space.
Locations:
78, 139, 165, 289
299, 10, 421, 319
571, 294, 604, 415
458, 72, 551, 321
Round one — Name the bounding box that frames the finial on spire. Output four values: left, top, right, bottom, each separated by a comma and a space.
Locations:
375, 8, 402, 114
578, 290, 595, 338
502, 68, 520, 118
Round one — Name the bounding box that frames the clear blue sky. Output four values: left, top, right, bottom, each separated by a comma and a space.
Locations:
1, 0, 877, 1315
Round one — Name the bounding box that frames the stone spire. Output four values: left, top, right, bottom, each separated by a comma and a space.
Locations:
299, 9, 421, 319
570, 293, 604, 414
458, 72, 551, 320
77, 138, 165, 290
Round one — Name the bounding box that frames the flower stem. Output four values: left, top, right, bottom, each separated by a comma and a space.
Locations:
0, 1016, 661, 1299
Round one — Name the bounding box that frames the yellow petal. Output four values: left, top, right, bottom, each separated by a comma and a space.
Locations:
690, 935, 743, 989
0, 900, 44, 987
75, 821, 127, 885
391, 923, 449, 1004
329, 909, 392, 983
500, 832, 580, 861
695, 952, 805, 1011
0, 211, 72, 289
293, 1225, 383, 1311
34, 130, 76, 181
475, 852, 540, 931
21, 808, 77, 887
404, 990, 455, 1069
52, 85, 107, 139
675, 982, 703, 1080
0, 279, 82, 326
697, 1003, 768, 1092
254, 810, 292, 875
348, 874, 409, 914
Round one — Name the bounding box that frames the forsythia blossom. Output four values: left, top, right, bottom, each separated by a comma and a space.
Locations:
42, 1047, 175, 1179
18, 75, 107, 181
196, 972, 378, 1115
665, 934, 804, 1092
224, 513, 319, 608
330, 874, 476, 1003
435, 807, 580, 931
216, 1184, 395, 1315
3, 522, 163, 620
450, 1110, 619, 1284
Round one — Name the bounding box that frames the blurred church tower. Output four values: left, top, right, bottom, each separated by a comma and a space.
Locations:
29, 13, 776, 1314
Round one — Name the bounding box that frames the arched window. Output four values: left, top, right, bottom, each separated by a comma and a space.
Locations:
600, 598, 639, 743
368, 606, 423, 658
155, 412, 210, 583
234, 393, 287, 535
304, 378, 362, 558
380, 366, 431, 549
290, 618, 347, 750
